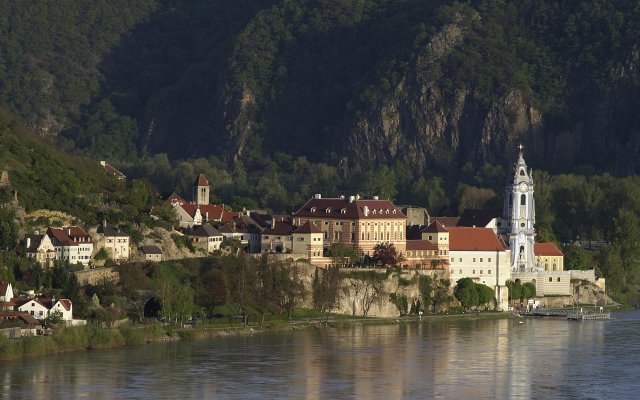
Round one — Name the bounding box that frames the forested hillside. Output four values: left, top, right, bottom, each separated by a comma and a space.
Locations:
1, 0, 640, 175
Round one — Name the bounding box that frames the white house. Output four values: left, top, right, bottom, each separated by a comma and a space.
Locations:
186, 224, 224, 253
24, 234, 57, 268
46, 226, 94, 266
95, 221, 130, 261
17, 298, 73, 321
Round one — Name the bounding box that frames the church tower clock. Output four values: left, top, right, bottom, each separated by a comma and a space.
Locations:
501, 145, 536, 271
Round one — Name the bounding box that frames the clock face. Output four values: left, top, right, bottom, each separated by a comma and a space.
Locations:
519, 182, 527, 191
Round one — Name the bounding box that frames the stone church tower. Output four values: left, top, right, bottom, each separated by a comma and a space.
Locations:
194, 174, 210, 205
500, 145, 536, 272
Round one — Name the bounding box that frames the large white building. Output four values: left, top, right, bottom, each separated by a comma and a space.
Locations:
46, 227, 94, 267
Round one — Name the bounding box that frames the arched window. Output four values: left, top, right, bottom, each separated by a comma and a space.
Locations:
520, 169, 525, 176
520, 194, 526, 206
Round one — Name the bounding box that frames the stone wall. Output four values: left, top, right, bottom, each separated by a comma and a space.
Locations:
75, 267, 118, 285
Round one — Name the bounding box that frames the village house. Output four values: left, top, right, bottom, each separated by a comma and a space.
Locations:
24, 234, 57, 268
534, 242, 565, 271
46, 226, 94, 267
140, 245, 163, 262
185, 224, 224, 253
291, 221, 324, 261
218, 217, 262, 253
292, 194, 407, 257
260, 218, 294, 253
95, 221, 130, 262
16, 298, 73, 321
0, 281, 14, 303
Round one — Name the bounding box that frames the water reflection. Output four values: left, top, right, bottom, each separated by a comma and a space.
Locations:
1, 313, 637, 399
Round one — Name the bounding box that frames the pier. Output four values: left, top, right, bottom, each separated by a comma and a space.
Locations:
520, 308, 610, 320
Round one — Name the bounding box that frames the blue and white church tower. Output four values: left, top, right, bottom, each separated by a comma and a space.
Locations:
501, 145, 536, 272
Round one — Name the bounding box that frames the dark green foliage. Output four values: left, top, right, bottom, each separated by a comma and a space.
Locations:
506, 280, 536, 303
0, 207, 18, 251
372, 242, 404, 267
455, 277, 495, 310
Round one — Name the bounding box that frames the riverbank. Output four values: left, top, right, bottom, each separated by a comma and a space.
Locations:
0, 311, 517, 362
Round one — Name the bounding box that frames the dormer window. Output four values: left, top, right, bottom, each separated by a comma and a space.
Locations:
325, 208, 331, 213
385, 209, 389, 214
392, 210, 396, 214
341, 208, 347, 214
372, 209, 376, 215
311, 207, 316, 213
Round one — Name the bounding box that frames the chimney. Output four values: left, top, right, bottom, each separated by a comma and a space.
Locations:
206, 212, 209, 221
363, 206, 369, 217
26, 237, 31, 249
103, 219, 107, 228
372, 195, 379, 200
340, 195, 345, 200
356, 194, 360, 200
314, 193, 322, 199
271, 219, 276, 229
349, 195, 355, 203
100, 161, 106, 166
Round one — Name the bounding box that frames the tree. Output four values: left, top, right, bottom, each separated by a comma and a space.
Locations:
372, 242, 404, 267
455, 278, 479, 310
0, 208, 18, 251
200, 268, 228, 311
312, 266, 342, 323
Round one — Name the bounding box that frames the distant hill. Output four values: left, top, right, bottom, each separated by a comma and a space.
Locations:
0, 109, 111, 223
2, 0, 640, 175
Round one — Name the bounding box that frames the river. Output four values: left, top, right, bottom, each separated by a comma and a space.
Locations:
2, 311, 640, 399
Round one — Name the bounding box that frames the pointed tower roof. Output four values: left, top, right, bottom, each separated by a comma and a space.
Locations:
195, 174, 209, 187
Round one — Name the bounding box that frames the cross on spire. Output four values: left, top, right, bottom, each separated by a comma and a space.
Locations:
518, 143, 524, 154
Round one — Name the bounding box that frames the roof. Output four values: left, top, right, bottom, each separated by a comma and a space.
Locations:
406, 240, 438, 251
293, 197, 405, 220
101, 162, 126, 179
97, 221, 129, 237
57, 299, 72, 311
422, 221, 449, 233
221, 211, 240, 223
293, 221, 323, 234
0, 281, 10, 296
165, 192, 187, 205
189, 224, 223, 237
195, 174, 209, 187
535, 242, 563, 257
447, 227, 509, 251
24, 234, 43, 252
180, 204, 225, 220
218, 221, 261, 235
457, 209, 501, 228
46, 226, 91, 246
430, 216, 460, 228
262, 220, 294, 235
141, 245, 162, 255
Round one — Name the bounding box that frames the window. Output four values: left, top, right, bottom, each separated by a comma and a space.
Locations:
488, 270, 491, 274
549, 277, 553, 282
521, 194, 526, 206
459, 258, 462, 262
480, 258, 483, 262
472, 270, 476, 274
428, 235, 433, 240
459, 269, 462, 274
520, 169, 525, 176
473, 258, 476, 262
557, 277, 561, 282
451, 257, 454, 262
480, 270, 483, 274
488, 258, 492, 262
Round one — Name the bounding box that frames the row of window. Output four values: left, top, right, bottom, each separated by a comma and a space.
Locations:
451, 269, 492, 275
451, 257, 492, 263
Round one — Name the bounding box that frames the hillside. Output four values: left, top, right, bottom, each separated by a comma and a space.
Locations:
1, 0, 640, 175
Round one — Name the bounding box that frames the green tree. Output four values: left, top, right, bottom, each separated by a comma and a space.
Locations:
0, 208, 18, 251
372, 242, 404, 267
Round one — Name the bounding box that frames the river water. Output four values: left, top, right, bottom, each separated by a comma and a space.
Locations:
2, 311, 640, 399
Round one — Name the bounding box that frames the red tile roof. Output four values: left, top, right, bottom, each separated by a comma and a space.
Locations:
195, 174, 209, 187
422, 221, 448, 233
431, 216, 460, 228
535, 242, 563, 257
180, 204, 225, 220
221, 211, 240, 223
447, 227, 509, 251
406, 240, 438, 251
294, 197, 405, 220
262, 220, 294, 235
57, 299, 72, 311
293, 221, 323, 234
46, 226, 91, 246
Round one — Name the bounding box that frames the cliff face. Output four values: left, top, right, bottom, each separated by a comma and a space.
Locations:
347, 19, 542, 171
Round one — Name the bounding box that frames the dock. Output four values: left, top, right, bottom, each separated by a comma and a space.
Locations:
520, 308, 610, 320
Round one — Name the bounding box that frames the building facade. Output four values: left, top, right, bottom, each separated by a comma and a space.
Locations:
292, 195, 407, 257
